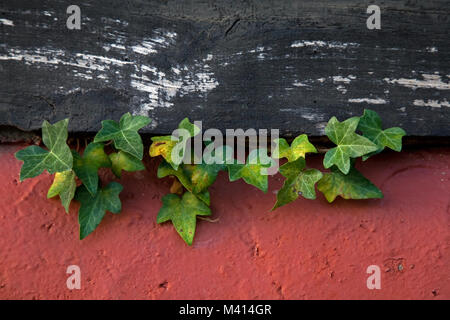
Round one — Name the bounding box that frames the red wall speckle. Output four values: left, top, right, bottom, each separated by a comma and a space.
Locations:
0, 144, 448, 300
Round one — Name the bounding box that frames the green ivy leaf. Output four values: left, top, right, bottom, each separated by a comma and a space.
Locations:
94, 112, 150, 160
47, 170, 77, 213
15, 119, 73, 181
317, 166, 383, 203
187, 163, 225, 194
76, 182, 123, 239
227, 149, 272, 193
273, 134, 317, 162
157, 160, 211, 205
72, 143, 111, 196
149, 118, 200, 169
272, 158, 323, 210
357, 109, 406, 160
157, 192, 211, 245
109, 151, 145, 178
323, 117, 378, 174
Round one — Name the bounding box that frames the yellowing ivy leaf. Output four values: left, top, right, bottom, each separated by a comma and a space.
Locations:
15, 119, 73, 181
227, 149, 273, 193
189, 163, 225, 194
273, 134, 317, 161
76, 182, 123, 239
94, 112, 150, 160
47, 170, 77, 213
357, 109, 406, 160
157, 192, 211, 245
157, 160, 211, 205
323, 117, 378, 174
109, 151, 145, 178
149, 118, 200, 170
317, 166, 383, 203
72, 143, 111, 196
272, 158, 323, 210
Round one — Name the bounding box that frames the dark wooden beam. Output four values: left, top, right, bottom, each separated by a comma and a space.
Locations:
1, 0, 449, 136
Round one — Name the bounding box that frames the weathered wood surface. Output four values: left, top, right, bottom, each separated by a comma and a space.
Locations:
1, 0, 449, 136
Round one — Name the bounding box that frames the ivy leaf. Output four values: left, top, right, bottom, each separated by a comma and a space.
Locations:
272, 158, 323, 210
357, 109, 406, 160
109, 151, 145, 178
157, 192, 211, 245
94, 112, 150, 160
75, 182, 123, 239
47, 170, 77, 213
227, 149, 273, 193
273, 134, 317, 162
323, 117, 378, 174
186, 163, 224, 194
317, 166, 383, 203
15, 119, 73, 181
157, 160, 211, 205
72, 143, 111, 196
149, 118, 200, 170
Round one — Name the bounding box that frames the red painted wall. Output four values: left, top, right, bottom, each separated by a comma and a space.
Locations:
0, 144, 448, 300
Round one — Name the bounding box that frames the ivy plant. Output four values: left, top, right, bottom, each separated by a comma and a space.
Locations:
16, 109, 405, 245
274, 109, 405, 209
15, 113, 150, 239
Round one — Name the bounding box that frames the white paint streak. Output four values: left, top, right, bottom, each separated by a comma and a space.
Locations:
425, 47, 438, 53
332, 75, 356, 84
292, 80, 309, 87
413, 99, 450, 108
132, 30, 177, 55
0, 19, 14, 26
336, 85, 347, 94
291, 40, 359, 49
132, 41, 158, 55
384, 74, 450, 90
0, 48, 131, 73
131, 58, 219, 115
348, 98, 387, 104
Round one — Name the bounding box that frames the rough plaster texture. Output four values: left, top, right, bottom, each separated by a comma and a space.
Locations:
0, 144, 448, 299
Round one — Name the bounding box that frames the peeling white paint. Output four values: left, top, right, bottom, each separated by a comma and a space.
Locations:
291, 40, 359, 49
132, 41, 158, 55
132, 30, 177, 55
0, 47, 131, 72
292, 80, 309, 87
131, 57, 219, 115
110, 44, 126, 51
332, 75, 356, 84
0, 19, 14, 26
336, 85, 347, 94
348, 98, 387, 104
413, 99, 450, 108
75, 53, 132, 68
301, 113, 325, 121
248, 46, 269, 53
384, 74, 450, 90
425, 47, 438, 53
257, 53, 266, 60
